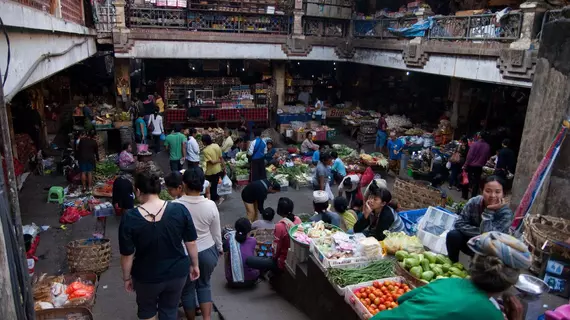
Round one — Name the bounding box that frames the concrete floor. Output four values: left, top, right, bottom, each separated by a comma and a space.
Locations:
21, 130, 567, 320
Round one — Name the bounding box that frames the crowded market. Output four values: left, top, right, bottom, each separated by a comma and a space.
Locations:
5, 52, 570, 320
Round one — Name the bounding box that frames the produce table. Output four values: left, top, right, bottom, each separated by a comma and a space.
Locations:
272, 256, 360, 320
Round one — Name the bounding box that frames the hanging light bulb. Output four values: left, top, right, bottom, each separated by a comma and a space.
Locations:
242, 68, 245, 71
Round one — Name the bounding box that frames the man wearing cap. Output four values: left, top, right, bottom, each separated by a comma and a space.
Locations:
310, 190, 342, 227
164, 124, 187, 172
241, 179, 281, 222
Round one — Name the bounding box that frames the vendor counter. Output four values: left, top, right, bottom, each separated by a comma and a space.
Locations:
165, 107, 268, 128
272, 256, 359, 320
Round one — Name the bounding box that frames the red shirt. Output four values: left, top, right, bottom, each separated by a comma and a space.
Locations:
274, 216, 302, 269
378, 117, 387, 132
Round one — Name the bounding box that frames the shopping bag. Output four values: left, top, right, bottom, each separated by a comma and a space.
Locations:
461, 170, 468, 185
446, 161, 452, 169
324, 183, 334, 201
218, 175, 233, 196
160, 133, 166, 141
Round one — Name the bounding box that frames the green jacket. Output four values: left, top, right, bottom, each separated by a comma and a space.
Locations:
373, 278, 504, 320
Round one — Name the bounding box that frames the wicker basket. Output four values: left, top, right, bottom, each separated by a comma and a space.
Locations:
523, 214, 570, 274
36, 307, 93, 320
394, 262, 425, 288
66, 239, 111, 274
393, 178, 442, 210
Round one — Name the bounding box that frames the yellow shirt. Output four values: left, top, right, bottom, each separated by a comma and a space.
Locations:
221, 136, 233, 153
203, 143, 222, 175
340, 210, 358, 231
156, 98, 165, 113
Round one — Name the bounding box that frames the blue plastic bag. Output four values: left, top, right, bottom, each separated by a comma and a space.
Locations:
160, 133, 166, 141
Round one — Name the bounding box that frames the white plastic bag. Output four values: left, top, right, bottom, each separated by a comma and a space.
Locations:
446, 161, 451, 169
218, 175, 232, 196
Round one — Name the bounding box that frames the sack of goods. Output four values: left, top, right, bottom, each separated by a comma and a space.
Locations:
359, 237, 382, 258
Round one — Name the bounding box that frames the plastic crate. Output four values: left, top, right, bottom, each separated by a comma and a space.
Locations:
344, 277, 407, 319
416, 206, 458, 255
326, 129, 337, 139
309, 240, 382, 270
399, 206, 452, 236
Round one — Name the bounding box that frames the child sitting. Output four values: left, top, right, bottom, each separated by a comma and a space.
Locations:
223, 218, 260, 288
252, 208, 276, 230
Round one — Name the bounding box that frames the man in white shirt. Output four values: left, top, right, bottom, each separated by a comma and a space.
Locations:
338, 174, 360, 207
186, 128, 200, 167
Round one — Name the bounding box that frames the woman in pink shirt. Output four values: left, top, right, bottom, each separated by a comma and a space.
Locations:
246, 197, 301, 272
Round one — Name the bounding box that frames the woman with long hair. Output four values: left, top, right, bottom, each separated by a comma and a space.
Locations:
119, 172, 200, 320
353, 187, 404, 241
175, 167, 222, 320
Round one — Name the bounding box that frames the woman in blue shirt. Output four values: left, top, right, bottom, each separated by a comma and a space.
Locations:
330, 151, 347, 184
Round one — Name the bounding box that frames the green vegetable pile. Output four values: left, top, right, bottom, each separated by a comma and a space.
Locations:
95, 160, 119, 177
159, 189, 174, 201
235, 152, 248, 167
327, 260, 395, 287
332, 144, 357, 158
396, 250, 468, 283
235, 167, 250, 176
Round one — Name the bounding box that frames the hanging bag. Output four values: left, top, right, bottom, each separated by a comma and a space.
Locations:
147, 115, 155, 133
461, 169, 469, 185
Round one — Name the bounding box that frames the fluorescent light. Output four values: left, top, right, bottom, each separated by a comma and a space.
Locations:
242, 68, 245, 71
406, 71, 410, 75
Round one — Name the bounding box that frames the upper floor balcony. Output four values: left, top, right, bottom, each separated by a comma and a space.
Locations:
94, 0, 565, 86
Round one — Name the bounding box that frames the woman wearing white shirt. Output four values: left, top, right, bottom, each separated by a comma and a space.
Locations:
175, 167, 222, 320
148, 110, 164, 153
186, 128, 200, 167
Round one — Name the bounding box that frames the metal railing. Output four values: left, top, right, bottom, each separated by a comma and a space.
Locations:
428, 12, 522, 41
128, 6, 187, 29
94, 3, 118, 33
303, 17, 348, 37
187, 11, 291, 34
352, 17, 417, 39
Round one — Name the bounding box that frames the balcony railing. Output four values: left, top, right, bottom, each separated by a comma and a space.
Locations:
127, 5, 291, 33
303, 17, 349, 37
428, 12, 522, 41
94, 3, 118, 33
353, 17, 417, 39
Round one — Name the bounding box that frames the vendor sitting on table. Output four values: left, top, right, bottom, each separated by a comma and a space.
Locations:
446, 175, 513, 263
353, 185, 404, 241
118, 143, 136, 172
373, 232, 529, 320
265, 140, 277, 166
301, 132, 319, 156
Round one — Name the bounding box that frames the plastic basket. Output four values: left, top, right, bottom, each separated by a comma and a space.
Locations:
36, 307, 93, 320
416, 206, 458, 255
399, 206, 452, 236
309, 240, 382, 270
344, 277, 407, 320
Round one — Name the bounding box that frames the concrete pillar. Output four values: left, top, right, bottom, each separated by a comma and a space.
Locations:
272, 61, 285, 110
510, 1, 547, 50
114, 0, 127, 29
114, 58, 131, 109
293, 0, 304, 39
510, 15, 570, 218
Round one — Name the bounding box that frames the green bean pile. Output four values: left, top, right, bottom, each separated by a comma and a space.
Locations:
327, 260, 395, 287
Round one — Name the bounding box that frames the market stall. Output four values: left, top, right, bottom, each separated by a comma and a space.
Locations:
270, 205, 470, 320
163, 77, 271, 128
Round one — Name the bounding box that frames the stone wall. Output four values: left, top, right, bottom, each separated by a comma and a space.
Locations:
511, 17, 570, 218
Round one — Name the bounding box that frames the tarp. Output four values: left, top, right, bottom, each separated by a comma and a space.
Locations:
388, 17, 433, 38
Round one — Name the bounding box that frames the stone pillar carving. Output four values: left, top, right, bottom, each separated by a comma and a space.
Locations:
510, 16, 570, 220
510, 1, 546, 50
292, 0, 304, 39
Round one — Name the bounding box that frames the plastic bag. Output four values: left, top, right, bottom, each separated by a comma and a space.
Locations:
461, 169, 469, 185
360, 167, 374, 189
217, 175, 232, 196
60, 207, 81, 224
446, 161, 451, 169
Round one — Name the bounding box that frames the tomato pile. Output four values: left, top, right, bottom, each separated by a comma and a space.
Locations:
349, 280, 411, 316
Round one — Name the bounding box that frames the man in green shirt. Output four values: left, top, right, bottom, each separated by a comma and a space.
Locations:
164, 124, 187, 172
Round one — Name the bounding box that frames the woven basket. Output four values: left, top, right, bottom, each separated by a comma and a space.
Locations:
393, 178, 441, 210
525, 215, 570, 250
67, 239, 111, 274
250, 228, 274, 257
